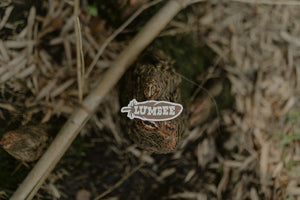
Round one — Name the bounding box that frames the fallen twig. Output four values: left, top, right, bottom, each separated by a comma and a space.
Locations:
94, 162, 144, 200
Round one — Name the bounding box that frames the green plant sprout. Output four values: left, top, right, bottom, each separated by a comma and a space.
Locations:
88, 5, 98, 17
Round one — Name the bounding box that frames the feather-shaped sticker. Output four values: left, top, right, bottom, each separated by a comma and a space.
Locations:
121, 99, 183, 121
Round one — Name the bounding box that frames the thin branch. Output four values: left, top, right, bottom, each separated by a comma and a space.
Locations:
94, 162, 144, 200
10, 1, 204, 199
85, 0, 163, 78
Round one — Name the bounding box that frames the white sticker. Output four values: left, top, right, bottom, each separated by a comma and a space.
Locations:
121, 99, 183, 121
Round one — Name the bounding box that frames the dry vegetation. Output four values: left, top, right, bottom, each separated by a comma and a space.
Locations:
0, 0, 299, 199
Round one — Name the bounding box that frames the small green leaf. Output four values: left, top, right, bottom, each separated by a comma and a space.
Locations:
88, 5, 98, 17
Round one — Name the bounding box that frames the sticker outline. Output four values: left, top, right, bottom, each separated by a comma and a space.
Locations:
121, 99, 183, 121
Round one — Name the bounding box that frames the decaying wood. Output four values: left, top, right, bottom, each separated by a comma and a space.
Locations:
122, 50, 186, 153
0, 126, 48, 162
10, 0, 205, 199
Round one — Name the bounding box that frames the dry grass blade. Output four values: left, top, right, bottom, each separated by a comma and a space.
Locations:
74, 0, 85, 103
0, 102, 17, 112
0, 6, 13, 30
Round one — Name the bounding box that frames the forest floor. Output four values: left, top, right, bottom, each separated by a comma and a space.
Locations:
0, 0, 299, 200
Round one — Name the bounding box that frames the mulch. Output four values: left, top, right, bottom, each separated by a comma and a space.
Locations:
0, 0, 299, 199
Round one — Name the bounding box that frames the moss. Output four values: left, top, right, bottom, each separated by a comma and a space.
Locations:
87, 0, 129, 28
151, 34, 213, 102
64, 136, 90, 158
215, 79, 233, 110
